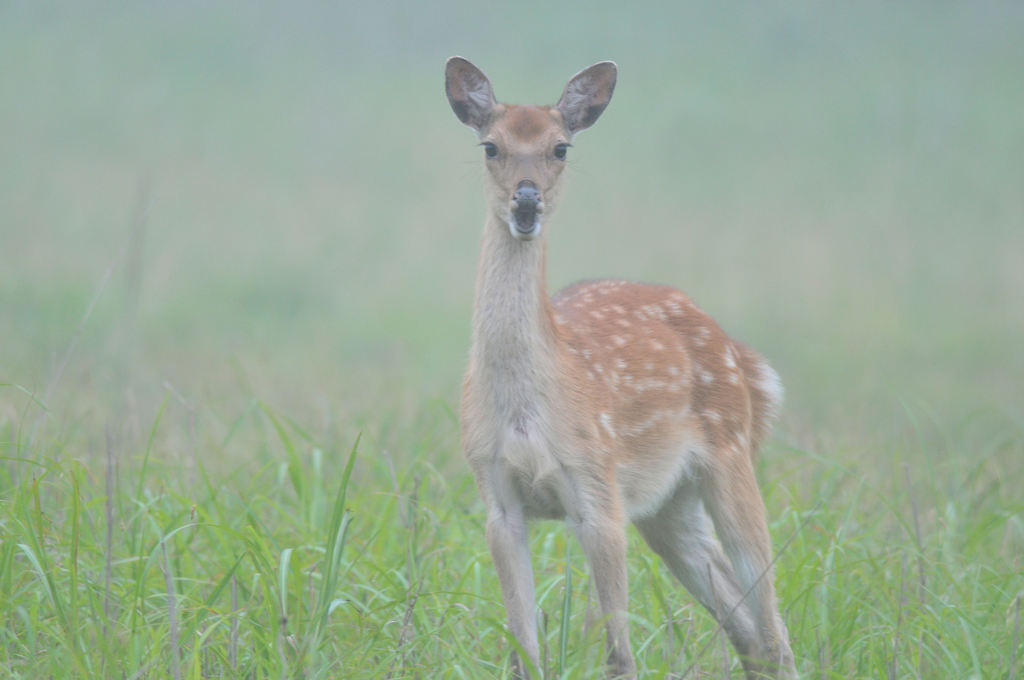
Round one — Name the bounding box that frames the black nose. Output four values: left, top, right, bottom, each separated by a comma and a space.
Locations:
513, 180, 540, 206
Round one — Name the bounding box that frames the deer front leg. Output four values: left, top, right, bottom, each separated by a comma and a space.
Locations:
573, 507, 636, 679
486, 497, 539, 678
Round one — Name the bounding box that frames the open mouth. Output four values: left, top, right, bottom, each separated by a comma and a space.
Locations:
509, 179, 543, 240
511, 205, 541, 238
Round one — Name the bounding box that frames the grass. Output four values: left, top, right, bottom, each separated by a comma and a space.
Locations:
2, 1, 1023, 678
2, 389, 1021, 678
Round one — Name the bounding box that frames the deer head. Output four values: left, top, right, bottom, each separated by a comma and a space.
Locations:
445, 56, 617, 241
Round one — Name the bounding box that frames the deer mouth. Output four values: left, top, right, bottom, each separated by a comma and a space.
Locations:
510, 205, 542, 239
510, 180, 543, 240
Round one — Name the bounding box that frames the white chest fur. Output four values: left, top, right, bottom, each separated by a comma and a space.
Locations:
496, 417, 572, 520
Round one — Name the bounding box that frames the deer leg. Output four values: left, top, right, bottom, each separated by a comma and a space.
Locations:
479, 460, 540, 679
701, 454, 795, 678
486, 502, 539, 679
635, 481, 762, 667
572, 502, 636, 679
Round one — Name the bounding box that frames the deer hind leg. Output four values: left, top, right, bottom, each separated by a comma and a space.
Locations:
701, 450, 795, 678
634, 480, 762, 667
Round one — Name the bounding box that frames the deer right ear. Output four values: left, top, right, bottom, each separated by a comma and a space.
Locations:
446, 57, 496, 133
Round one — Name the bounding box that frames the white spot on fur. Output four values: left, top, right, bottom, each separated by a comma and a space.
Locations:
625, 409, 667, 436
600, 412, 615, 438
703, 410, 722, 423
650, 340, 665, 351
632, 377, 668, 393
639, 304, 666, 320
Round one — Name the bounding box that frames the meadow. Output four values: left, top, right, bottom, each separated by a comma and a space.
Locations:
1, 2, 1022, 678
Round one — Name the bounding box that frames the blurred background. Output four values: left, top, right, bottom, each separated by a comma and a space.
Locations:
2, 1, 1022, 458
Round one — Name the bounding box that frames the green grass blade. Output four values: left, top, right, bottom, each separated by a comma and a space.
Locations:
316, 434, 360, 633
260, 402, 305, 504
278, 547, 293, 623
559, 540, 572, 676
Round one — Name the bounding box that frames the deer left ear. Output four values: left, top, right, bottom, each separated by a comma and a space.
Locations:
556, 61, 617, 136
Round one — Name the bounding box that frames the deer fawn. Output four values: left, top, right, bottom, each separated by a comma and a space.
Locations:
446, 57, 796, 679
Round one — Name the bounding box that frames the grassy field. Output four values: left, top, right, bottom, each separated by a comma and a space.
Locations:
2, 2, 1022, 678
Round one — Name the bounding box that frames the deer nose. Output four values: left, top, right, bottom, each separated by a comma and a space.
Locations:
512, 180, 540, 206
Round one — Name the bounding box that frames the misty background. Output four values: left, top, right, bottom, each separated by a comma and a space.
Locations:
3, 2, 1022, 456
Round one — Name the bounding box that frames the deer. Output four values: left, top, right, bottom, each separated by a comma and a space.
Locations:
446, 56, 796, 679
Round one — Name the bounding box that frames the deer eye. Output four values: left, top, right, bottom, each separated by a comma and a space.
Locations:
553, 143, 570, 160
482, 142, 498, 159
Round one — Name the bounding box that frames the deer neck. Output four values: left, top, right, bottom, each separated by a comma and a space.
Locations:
470, 215, 559, 418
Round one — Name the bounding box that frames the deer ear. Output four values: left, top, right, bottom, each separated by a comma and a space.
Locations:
446, 57, 496, 133
556, 61, 617, 136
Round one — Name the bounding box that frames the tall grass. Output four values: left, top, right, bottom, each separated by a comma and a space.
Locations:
2, 385, 1021, 678
1, 391, 363, 679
